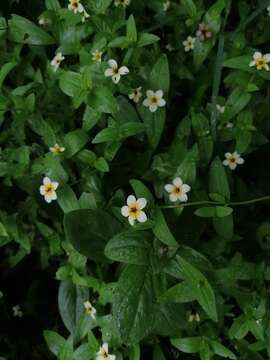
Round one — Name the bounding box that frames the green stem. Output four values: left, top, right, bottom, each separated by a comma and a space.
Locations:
161, 195, 270, 209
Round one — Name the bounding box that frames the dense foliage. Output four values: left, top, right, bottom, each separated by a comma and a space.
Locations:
1, 0, 270, 359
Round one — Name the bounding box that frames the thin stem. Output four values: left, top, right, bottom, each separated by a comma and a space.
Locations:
161, 195, 270, 209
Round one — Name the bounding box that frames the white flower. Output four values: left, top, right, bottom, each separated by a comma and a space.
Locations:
49, 143, 65, 154
225, 122, 233, 129
68, 0, 84, 14
165, 43, 174, 52
39, 177, 59, 203
143, 90, 166, 112
188, 312, 200, 322
183, 36, 196, 52
82, 9, 90, 22
128, 86, 142, 103
104, 59, 129, 84
121, 195, 147, 226
164, 177, 191, 202
38, 16, 51, 26
267, 5, 270, 16
96, 343, 116, 360
50, 53, 65, 71
114, 0, 130, 7
13, 305, 23, 318
249, 51, 270, 71
92, 50, 103, 63
0, 291, 3, 299
196, 23, 212, 41
163, 1, 170, 11
223, 152, 244, 170
216, 104, 225, 113
84, 301, 96, 319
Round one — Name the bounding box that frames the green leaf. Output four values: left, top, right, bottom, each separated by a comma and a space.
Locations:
108, 36, 132, 49
209, 339, 237, 359
177, 256, 217, 321
64, 209, 122, 261
158, 280, 196, 303
64, 129, 89, 158
8, 15, 55, 45
152, 207, 179, 249
119, 122, 145, 138
105, 230, 151, 265
171, 337, 202, 353
88, 0, 112, 14
44, 330, 66, 356
92, 127, 120, 144
127, 15, 137, 43
137, 33, 160, 47
57, 185, 80, 213
0, 62, 17, 89
112, 264, 156, 345
181, 0, 197, 18
128, 344, 140, 360
191, 112, 213, 165
209, 156, 230, 202
223, 88, 251, 122
223, 55, 251, 71
129, 179, 154, 202
59, 71, 85, 97
150, 55, 170, 94
175, 145, 199, 184
89, 87, 119, 114
215, 206, 233, 218
58, 280, 88, 334
45, 0, 61, 10
139, 106, 165, 149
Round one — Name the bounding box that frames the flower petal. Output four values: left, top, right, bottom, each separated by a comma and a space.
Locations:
43, 177, 51, 185
44, 194, 52, 203
236, 157, 244, 164
143, 98, 150, 107
254, 51, 262, 60
112, 74, 121, 83
169, 194, 178, 202
40, 186, 46, 195
182, 184, 191, 193
249, 60, 256, 67
119, 66, 129, 75
121, 206, 129, 217
155, 90, 163, 98
179, 193, 188, 202
102, 343, 109, 353
52, 181, 59, 190
104, 68, 113, 77
164, 184, 174, 193
109, 355, 116, 360
158, 98, 166, 107
173, 177, 183, 187
128, 216, 135, 226
146, 90, 154, 97
263, 54, 270, 62
149, 103, 157, 112
223, 159, 229, 166
127, 195, 136, 205
137, 211, 147, 223
108, 59, 117, 68
229, 163, 237, 170
137, 198, 147, 209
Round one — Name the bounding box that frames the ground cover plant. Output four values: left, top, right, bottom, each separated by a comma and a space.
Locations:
1, 0, 270, 359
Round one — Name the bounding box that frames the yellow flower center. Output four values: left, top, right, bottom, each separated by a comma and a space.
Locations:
44, 184, 54, 195
103, 352, 109, 360
112, 67, 119, 75
256, 58, 266, 67
173, 186, 182, 195
128, 203, 141, 218
150, 96, 158, 104
230, 157, 236, 163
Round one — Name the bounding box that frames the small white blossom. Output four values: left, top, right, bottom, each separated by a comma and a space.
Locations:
38, 16, 51, 26
92, 50, 103, 63
267, 6, 270, 16
39, 177, 59, 203
143, 90, 166, 112
196, 23, 212, 41
50, 53, 65, 72
82, 9, 90, 22
128, 86, 142, 103
223, 152, 244, 171
104, 59, 129, 84
188, 312, 200, 322
96, 343, 116, 360
84, 301, 96, 319
121, 195, 147, 226
249, 51, 270, 71
49, 143, 65, 154
165, 177, 191, 202
183, 36, 196, 52
216, 104, 225, 113
114, 0, 130, 7
165, 43, 174, 52
68, 0, 84, 14
13, 305, 23, 318
163, 1, 170, 11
